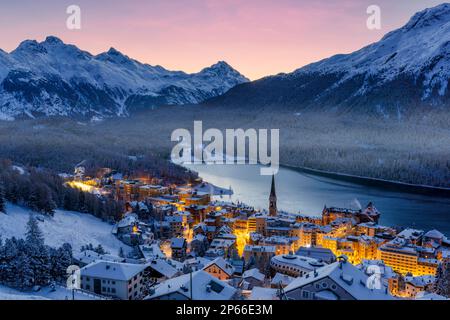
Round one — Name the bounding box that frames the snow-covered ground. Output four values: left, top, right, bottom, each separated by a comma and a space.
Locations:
0, 203, 131, 255
0, 284, 102, 300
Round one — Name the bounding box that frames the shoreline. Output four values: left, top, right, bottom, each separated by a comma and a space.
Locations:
283, 164, 450, 197
184, 160, 450, 198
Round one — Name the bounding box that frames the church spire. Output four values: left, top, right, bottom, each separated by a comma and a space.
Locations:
270, 174, 276, 197
269, 174, 277, 216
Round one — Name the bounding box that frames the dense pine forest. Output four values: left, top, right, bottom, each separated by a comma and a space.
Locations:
0, 214, 73, 290
1, 107, 447, 188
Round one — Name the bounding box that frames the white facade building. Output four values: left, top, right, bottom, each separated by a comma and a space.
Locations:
80, 261, 146, 300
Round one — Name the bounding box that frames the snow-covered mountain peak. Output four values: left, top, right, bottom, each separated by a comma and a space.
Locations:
402, 3, 450, 32
297, 2, 450, 84
0, 37, 248, 119
203, 61, 236, 73
96, 47, 134, 64
12, 40, 47, 55
43, 36, 64, 45
208, 3, 450, 116
199, 61, 249, 82
208, 60, 233, 70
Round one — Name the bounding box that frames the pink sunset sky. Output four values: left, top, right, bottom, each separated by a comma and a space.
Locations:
0, 0, 444, 80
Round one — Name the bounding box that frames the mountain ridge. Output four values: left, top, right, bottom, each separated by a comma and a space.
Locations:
0, 36, 248, 120
205, 3, 450, 118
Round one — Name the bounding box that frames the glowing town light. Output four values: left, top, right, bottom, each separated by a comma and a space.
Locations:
67, 181, 96, 193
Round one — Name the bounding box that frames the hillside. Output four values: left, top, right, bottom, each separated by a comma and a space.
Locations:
206, 3, 450, 118
0, 203, 131, 255
0, 284, 101, 300
0, 37, 248, 120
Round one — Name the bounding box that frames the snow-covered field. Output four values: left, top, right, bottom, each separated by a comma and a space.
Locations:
0, 284, 102, 300
0, 203, 131, 255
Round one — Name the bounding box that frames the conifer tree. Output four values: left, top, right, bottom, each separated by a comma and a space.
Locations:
0, 180, 6, 213
26, 214, 44, 246
434, 260, 450, 297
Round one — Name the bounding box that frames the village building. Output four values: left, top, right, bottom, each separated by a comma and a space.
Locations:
378, 237, 438, 276
241, 268, 265, 289
271, 273, 295, 288
283, 257, 394, 300
79, 261, 146, 300
248, 287, 280, 300
403, 275, 436, 298
171, 237, 187, 261
145, 270, 237, 300
73, 250, 126, 267
243, 245, 276, 270
270, 253, 325, 277
190, 234, 209, 257
144, 259, 180, 282
296, 247, 336, 264
202, 257, 235, 280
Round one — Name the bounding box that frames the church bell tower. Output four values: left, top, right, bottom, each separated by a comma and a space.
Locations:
269, 174, 277, 216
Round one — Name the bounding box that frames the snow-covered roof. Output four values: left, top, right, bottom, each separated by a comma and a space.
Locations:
139, 184, 164, 190
210, 238, 235, 249
171, 237, 186, 249
296, 247, 336, 263
80, 261, 146, 281
74, 250, 124, 265
242, 268, 265, 282
204, 248, 225, 258
193, 223, 207, 232
424, 229, 445, 240
146, 270, 236, 300
146, 259, 179, 278
175, 210, 191, 216
203, 257, 235, 276
271, 273, 295, 287
315, 290, 339, 300
405, 275, 435, 288
380, 238, 418, 255
192, 234, 206, 242
361, 202, 380, 217
139, 244, 166, 260
271, 254, 325, 271
248, 287, 279, 300
117, 213, 138, 228
262, 236, 292, 245
166, 215, 183, 223
183, 257, 211, 271
216, 233, 236, 240
284, 260, 395, 300
167, 258, 184, 271
415, 292, 448, 300
244, 245, 276, 253
397, 228, 424, 240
